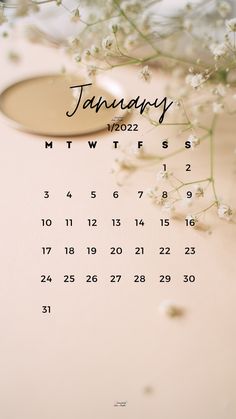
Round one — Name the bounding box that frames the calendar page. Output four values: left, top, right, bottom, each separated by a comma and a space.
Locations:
0, 1, 236, 419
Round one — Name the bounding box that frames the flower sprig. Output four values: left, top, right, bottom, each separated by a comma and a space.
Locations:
1, 0, 235, 223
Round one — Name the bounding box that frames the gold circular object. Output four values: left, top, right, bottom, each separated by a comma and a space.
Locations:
0, 74, 126, 136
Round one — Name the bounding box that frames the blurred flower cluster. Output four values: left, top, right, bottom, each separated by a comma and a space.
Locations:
1, 0, 235, 224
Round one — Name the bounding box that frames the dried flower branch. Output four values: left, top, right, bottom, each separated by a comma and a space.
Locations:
0, 0, 235, 223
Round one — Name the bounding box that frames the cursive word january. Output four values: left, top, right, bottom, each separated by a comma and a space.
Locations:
66, 83, 173, 124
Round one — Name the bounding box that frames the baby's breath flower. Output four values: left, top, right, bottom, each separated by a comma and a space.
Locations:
218, 1, 231, 18
74, 54, 81, 63
113, 157, 135, 172
156, 168, 172, 181
153, 196, 166, 206
226, 18, 236, 32
7, 0, 235, 222
194, 184, 204, 198
82, 49, 91, 61
146, 186, 166, 205
217, 204, 233, 221
71, 8, 80, 22
110, 23, 118, 34
91, 45, 100, 55
140, 65, 151, 82
68, 37, 80, 49
212, 102, 224, 114
210, 42, 227, 59
186, 73, 205, 89
188, 134, 200, 149
146, 186, 159, 200
172, 100, 181, 109
102, 35, 114, 50
87, 65, 97, 77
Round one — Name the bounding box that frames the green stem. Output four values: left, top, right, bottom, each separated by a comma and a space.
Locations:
112, 0, 160, 54
195, 201, 218, 216
209, 115, 218, 204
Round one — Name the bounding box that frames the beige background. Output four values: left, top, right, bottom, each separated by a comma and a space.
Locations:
0, 36, 236, 419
